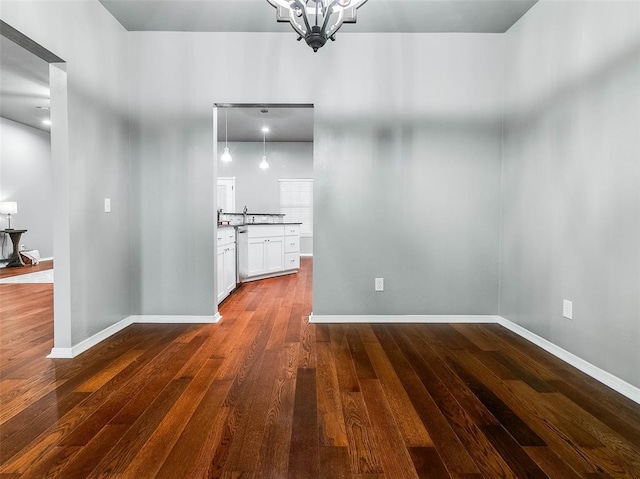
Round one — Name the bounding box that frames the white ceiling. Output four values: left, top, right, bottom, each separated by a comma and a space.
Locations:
0, 36, 51, 132
98, 0, 538, 33
218, 105, 314, 143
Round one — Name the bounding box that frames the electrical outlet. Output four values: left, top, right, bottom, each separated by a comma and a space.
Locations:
375, 277, 384, 292
563, 299, 573, 320
20, 244, 26, 251
104, 198, 111, 213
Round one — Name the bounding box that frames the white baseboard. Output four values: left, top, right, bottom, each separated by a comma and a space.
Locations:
47, 348, 74, 359
300, 253, 313, 257
309, 314, 500, 324
47, 313, 221, 359
47, 315, 134, 359
40, 257, 54, 262
496, 316, 640, 405
241, 270, 298, 282
129, 314, 221, 324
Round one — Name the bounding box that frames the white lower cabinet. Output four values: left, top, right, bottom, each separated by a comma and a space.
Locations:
223, 243, 236, 297
217, 247, 225, 304
239, 224, 300, 282
246, 236, 284, 277
217, 227, 237, 304
284, 236, 299, 253
266, 238, 285, 273
284, 252, 300, 270
247, 238, 266, 277
284, 225, 300, 271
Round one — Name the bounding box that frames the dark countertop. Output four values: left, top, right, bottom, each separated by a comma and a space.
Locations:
221, 213, 285, 216
218, 222, 302, 227
242, 222, 302, 226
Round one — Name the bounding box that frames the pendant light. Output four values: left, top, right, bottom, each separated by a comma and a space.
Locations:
259, 126, 270, 170
220, 108, 232, 163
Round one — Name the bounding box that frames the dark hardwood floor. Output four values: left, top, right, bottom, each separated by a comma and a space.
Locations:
1, 258, 640, 478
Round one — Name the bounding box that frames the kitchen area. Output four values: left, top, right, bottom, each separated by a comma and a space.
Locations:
215, 105, 313, 304
217, 211, 302, 304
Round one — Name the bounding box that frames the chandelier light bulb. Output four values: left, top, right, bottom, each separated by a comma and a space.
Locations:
259, 156, 270, 170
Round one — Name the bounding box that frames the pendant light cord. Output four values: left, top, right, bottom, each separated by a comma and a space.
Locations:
225, 109, 229, 147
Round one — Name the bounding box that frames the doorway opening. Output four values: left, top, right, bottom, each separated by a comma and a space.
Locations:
213, 104, 314, 307
217, 177, 236, 214
0, 21, 71, 355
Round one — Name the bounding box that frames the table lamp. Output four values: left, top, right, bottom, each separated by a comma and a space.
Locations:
0, 202, 17, 229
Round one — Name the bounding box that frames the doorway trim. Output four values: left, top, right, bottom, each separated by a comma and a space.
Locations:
0, 20, 72, 355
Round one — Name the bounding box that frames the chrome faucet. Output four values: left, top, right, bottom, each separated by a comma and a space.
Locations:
243, 205, 248, 223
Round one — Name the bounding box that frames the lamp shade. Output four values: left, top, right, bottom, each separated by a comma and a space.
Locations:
0, 202, 17, 215
221, 146, 233, 163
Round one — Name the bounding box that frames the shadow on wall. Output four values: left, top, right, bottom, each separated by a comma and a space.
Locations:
313, 114, 502, 316
505, 39, 640, 129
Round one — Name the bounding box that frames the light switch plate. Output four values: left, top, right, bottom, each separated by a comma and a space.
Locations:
563, 299, 573, 320
104, 198, 111, 213
375, 278, 384, 292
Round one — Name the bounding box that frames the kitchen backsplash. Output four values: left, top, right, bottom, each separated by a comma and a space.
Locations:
218, 212, 285, 225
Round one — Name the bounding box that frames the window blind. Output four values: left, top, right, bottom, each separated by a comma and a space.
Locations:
279, 179, 313, 236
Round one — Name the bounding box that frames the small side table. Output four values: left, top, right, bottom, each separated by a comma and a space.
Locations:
1, 229, 27, 267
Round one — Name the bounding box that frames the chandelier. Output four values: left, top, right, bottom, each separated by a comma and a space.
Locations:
267, 0, 368, 52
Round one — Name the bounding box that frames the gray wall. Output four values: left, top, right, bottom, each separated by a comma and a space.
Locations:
128, 32, 504, 317
218, 141, 313, 214
0, 117, 53, 259
501, 1, 640, 387
129, 117, 215, 315
2, 1, 132, 346
315, 118, 502, 315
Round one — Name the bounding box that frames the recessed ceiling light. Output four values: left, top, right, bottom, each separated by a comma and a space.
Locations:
36, 106, 50, 110
42, 119, 51, 126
